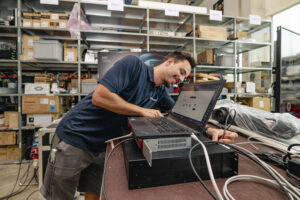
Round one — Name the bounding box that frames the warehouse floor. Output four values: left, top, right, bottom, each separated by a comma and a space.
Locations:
0, 162, 85, 200
0, 162, 39, 200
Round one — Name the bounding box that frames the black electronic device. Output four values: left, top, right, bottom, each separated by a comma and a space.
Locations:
123, 139, 238, 189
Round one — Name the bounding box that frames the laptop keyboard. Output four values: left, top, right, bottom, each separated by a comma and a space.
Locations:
148, 118, 189, 133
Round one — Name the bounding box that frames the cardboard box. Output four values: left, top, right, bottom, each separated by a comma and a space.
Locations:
34, 74, 50, 83
26, 114, 53, 127
22, 96, 61, 114
228, 32, 247, 40
40, 12, 51, 28
50, 12, 59, 20
237, 97, 270, 112
0, 147, 6, 161
22, 12, 32, 27
22, 35, 40, 49
0, 132, 17, 145
197, 50, 215, 65
50, 20, 59, 29
25, 83, 50, 95
196, 26, 227, 40
71, 79, 78, 88
64, 43, 78, 62
6, 145, 19, 161
59, 13, 69, 29
32, 13, 41, 28
4, 111, 18, 128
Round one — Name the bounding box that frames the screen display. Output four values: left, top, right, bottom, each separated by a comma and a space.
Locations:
172, 82, 223, 123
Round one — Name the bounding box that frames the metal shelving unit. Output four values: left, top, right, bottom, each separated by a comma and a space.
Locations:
0, 0, 273, 163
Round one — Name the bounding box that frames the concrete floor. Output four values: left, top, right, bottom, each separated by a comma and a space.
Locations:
0, 162, 39, 200
0, 162, 85, 200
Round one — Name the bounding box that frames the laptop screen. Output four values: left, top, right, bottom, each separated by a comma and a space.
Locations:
171, 81, 225, 125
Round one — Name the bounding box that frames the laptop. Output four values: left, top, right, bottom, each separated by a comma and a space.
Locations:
129, 80, 226, 139
128, 80, 226, 166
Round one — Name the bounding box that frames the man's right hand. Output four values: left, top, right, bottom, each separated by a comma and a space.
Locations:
140, 108, 163, 118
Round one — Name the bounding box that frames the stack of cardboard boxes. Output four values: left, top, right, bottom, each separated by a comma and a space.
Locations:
0, 112, 19, 161
21, 35, 40, 61
22, 12, 69, 29
22, 96, 62, 127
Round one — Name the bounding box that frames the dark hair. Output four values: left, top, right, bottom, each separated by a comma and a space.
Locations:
162, 51, 196, 70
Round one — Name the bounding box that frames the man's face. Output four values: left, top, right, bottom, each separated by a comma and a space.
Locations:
163, 58, 192, 88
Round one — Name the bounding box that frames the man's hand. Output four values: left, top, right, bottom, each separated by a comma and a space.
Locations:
140, 108, 163, 118
206, 127, 238, 144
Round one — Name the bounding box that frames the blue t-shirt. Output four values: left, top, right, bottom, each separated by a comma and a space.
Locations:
56, 55, 174, 153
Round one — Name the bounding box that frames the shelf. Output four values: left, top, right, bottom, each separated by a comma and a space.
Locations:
21, 27, 76, 41
232, 17, 272, 34
196, 38, 231, 50
236, 67, 272, 73
221, 40, 272, 54
196, 65, 234, 74
0, 94, 19, 97
236, 93, 271, 97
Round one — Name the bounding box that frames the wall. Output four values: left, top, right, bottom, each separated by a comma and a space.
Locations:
265, 0, 300, 16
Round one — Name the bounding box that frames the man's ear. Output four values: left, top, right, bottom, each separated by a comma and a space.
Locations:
165, 57, 174, 67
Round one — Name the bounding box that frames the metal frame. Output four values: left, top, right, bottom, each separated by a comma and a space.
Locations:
0, 0, 274, 163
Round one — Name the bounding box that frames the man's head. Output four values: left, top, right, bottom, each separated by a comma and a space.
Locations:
156, 52, 196, 87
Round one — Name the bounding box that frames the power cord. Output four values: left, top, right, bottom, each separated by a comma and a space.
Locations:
101, 138, 134, 200
191, 133, 224, 200
189, 141, 218, 200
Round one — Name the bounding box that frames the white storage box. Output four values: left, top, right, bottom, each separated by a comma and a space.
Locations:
27, 114, 53, 127
25, 83, 50, 95
216, 55, 235, 67
33, 40, 63, 61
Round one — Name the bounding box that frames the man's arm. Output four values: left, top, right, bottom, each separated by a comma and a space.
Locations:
92, 84, 163, 117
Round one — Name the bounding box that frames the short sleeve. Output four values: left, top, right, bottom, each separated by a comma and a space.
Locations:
99, 56, 142, 94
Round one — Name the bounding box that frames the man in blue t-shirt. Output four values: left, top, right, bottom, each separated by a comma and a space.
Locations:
41, 52, 238, 200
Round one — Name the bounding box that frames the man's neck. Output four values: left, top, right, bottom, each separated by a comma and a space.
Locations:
153, 64, 165, 87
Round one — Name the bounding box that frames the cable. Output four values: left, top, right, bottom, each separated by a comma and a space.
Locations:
223, 175, 299, 200
189, 143, 218, 200
25, 190, 39, 200
101, 138, 134, 200
283, 144, 300, 163
191, 133, 224, 200
228, 144, 300, 200
221, 109, 236, 140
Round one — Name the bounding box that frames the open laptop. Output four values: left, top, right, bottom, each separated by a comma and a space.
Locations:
128, 80, 226, 166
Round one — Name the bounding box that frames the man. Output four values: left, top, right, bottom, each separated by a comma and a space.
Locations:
40, 52, 238, 200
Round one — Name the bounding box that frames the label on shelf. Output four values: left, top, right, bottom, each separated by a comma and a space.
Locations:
107, 0, 124, 12
40, 0, 58, 5
209, 10, 222, 21
165, 4, 179, 17
249, 15, 261, 25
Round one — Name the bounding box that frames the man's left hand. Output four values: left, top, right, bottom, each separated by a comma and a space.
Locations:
206, 127, 238, 144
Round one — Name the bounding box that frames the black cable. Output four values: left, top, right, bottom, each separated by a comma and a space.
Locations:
189, 143, 218, 200
25, 190, 39, 200
2, 160, 23, 200
283, 144, 300, 163
0, 143, 36, 200
102, 138, 134, 200
224, 143, 293, 200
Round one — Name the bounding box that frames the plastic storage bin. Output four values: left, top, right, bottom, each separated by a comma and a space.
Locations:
33, 40, 63, 61
81, 82, 97, 94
